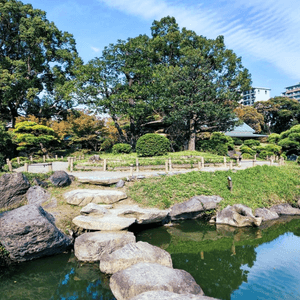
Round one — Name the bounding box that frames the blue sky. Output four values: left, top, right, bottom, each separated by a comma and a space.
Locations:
26, 0, 300, 97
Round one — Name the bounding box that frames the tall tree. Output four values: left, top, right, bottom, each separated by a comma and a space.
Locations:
0, 0, 78, 126
234, 106, 264, 133
151, 18, 251, 150
254, 97, 300, 134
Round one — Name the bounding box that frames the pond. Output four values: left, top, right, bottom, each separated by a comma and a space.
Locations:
1, 216, 300, 300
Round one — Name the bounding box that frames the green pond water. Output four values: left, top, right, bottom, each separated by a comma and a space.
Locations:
1, 216, 300, 300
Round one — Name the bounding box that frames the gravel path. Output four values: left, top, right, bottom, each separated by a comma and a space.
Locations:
14, 160, 278, 180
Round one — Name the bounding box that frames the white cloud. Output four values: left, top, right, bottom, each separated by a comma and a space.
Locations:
91, 46, 101, 53
98, 0, 300, 80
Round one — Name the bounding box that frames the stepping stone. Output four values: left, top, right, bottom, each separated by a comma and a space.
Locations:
77, 176, 120, 185
100, 241, 173, 274
72, 214, 136, 231
64, 189, 127, 206
110, 262, 203, 300
74, 231, 136, 261
113, 205, 170, 225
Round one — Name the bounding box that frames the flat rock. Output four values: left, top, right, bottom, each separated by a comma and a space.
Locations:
80, 203, 112, 215
26, 186, 51, 206
114, 205, 170, 224
100, 241, 173, 274
110, 262, 203, 300
0, 204, 72, 262
49, 171, 71, 187
116, 180, 125, 188
130, 291, 220, 300
72, 214, 136, 231
170, 195, 222, 221
64, 189, 127, 206
270, 203, 300, 215
74, 231, 136, 261
255, 207, 279, 221
216, 204, 262, 227
77, 176, 120, 185
0, 173, 30, 208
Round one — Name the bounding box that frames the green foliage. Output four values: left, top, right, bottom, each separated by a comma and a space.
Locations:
129, 165, 300, 210
243, 139, 260, 148
277, 125, 300, 155
0, 122, 13, 168
136, 134, 170, 157
197, 132, 234, 156
268, 133, 280, 144
240, 145, 256, 156
233, 138, 243, 146
255, 97, 300, 133
0, 0, 78, 125
112, 143, 132, 154
12, 121, 57, 154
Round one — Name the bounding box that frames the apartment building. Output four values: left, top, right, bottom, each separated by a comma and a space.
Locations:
240, 87, 271, 106
282, 83, 300, 101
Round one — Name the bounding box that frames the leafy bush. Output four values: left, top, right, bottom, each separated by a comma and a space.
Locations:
242, 153, 253, 159
268, 133, 280, 144
112, 143, 132, 154
243, 139, 260, 148
233, 138, 243, 146
136, 134, 170, 157
196, 132, 234, 156
240, 145, 256, 156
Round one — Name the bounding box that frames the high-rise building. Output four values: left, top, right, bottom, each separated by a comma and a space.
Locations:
282, 83, 300, 101
240, 87, 271, 106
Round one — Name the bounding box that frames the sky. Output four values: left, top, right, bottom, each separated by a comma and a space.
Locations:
26, 0, 300, 97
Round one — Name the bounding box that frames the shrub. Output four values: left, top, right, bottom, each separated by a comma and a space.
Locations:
233, 138, 243, 146
196, 132, 234, 156
243, 139, 260, 148
268, 133, 280, 144
136, 134, 170, 157
240, 145, 256, 156
259, 150, 275, 160
112, 143, 132, 154
242, 153, 253, 159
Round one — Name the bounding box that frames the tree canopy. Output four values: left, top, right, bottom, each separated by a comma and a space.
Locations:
234, 106, 264, 133
254, 97, 300, 134
75, 16, 251, 150
0, 0, 79, 126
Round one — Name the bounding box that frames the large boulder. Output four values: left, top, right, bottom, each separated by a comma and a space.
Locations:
64, 189, 127, 206
26, 185, 51, 206
49, 171, 71, 187
100, 241, 173, 274
0, 204, 72, 262
215, 204, 262, 227
255, 207, 279, 221
170, 195, 222, 221
130, 291, 220, 300
74, 231, 136, 261
270, 203, 300, 215
0, 173, 30, 208
110, 262, 203, 300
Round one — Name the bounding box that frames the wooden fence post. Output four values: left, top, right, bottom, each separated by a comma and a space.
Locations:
169, 157, 172, 172
8, 160, 12, 172
70, 157, 74, 172
229, 161, 233, 170
17, 157, 20, 164
201, 157, 204, 168
130, 164, 134, 177
55, 155, 58, 160
198, 161, 202, 170
24, 162, 28, 172
48, 162, 53, 172
136, 158, 139, 172
223, 157, 227, 168
30, 156, 33, 162
165, 160, 168, 172
43, 155, 46, 163
103, 158, 107, 171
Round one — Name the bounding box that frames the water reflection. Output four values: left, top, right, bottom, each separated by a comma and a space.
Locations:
0, 252, 115, 300
136, 216, 300, 300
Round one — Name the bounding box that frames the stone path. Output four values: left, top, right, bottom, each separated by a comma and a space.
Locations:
15, 160, 279, 181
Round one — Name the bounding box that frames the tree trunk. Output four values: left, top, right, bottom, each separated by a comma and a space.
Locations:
111, 114, 127, 143
188, 117, 196, 151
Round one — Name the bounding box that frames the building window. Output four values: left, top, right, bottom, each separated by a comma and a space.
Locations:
265, 90, 267, 94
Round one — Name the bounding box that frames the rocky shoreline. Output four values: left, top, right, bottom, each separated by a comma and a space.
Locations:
1, 171, 300, 299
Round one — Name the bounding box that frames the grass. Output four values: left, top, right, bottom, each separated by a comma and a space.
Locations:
74, 150, 231, 170
128, 163, 300, 210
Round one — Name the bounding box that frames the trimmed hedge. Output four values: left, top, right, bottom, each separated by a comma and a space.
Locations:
136, 134, 170, 157
112, 143, 132, 154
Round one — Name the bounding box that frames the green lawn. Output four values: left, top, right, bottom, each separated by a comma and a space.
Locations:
128, 163, 300, 210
